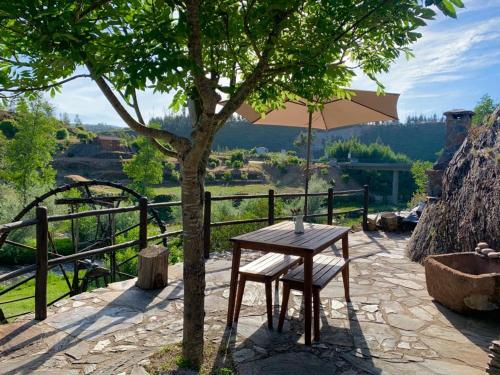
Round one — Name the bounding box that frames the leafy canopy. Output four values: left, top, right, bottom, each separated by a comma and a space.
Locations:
123, 136, 164, 197
472, 94, 498, 127
0, 1, 463, 123
1, 97, 57, 204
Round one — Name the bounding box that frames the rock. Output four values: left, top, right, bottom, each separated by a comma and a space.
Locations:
478, 242, 489, 249
482, 248, 494, 255
361, 304, 379, 313
238, 352, 338, 375
233, 348, 256, 363
397, 342, 411, 350
475, 247, 481, 253
488, 252, 500, 258
387, 314, 425, 331
83, 364, 97, 374
130, 365, 150, 375
331, 300, 344, 310
91, 339, 110, 353
383, 277, 423, 290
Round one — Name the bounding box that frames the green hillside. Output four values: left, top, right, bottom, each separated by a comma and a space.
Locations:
358, 123, 445, 161
153, 115, 444, 161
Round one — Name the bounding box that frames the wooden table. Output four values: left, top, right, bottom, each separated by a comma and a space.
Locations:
227, 221, 350, 345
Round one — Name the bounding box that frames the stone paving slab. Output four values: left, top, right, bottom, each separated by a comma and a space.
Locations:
1, 231, 498, 375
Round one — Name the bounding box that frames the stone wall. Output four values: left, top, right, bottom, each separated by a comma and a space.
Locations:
427, 109, 473, 197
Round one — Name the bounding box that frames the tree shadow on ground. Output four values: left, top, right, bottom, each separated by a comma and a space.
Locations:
213, 287, 382, 375
1, 280, 185, 375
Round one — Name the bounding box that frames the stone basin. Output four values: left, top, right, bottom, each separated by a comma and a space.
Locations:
425, 252, 500, 313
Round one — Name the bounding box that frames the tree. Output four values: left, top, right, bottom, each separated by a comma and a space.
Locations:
472, 94, 498, 126
2, 98, 57, 204
73, 114, 83, 127
0, 0, 462, 366
293, 131, 316, 157
123, 136, 164, 197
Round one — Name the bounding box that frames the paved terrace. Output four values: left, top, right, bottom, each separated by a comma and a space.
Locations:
1, 231, 498, 375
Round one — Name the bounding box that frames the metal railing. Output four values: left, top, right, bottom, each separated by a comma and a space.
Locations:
0, 185, 369, 321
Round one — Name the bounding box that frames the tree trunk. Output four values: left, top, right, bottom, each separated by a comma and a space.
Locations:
180, 159, 207, 368
136, 245, 169, 290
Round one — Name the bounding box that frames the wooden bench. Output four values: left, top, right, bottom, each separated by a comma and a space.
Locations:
234, 253, 301, 329
278, 254, 350, 341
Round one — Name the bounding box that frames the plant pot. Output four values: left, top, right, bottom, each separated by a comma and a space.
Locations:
424, 252, 500, 314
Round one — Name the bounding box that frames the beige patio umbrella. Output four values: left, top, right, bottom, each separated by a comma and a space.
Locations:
227, 89, 399, 216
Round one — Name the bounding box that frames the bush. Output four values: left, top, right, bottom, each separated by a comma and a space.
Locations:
222, 171, 232, 181
231, 160, 243, 169
55, 128, 69, 140
152, 194, 175, 222
409, 160, 433, 207
230, 151, 244, 164
325, 138, 410, 164
208, 156, 220, 168
0, 119, 18, 139
325, 139, 417, 202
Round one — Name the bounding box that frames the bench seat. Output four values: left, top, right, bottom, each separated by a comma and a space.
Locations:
234, 252, 301, 329
278, 254, 350, 341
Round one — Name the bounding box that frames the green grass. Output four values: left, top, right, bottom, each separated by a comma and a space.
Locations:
153, 183, 299, 198
0, 272, 73, 320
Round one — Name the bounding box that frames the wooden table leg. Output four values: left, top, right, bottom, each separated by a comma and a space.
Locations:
341, 234, 351, 302
227, 242, 241, 326
303, 254, 313, 345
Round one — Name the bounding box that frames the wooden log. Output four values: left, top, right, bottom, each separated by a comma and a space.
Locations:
136, 245, 169, 290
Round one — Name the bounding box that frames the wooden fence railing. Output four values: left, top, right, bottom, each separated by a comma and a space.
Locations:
0, 185, 369, 321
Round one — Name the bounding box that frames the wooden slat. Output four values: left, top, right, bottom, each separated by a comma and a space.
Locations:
240, 253, 299, 278
282, 255, 346, 289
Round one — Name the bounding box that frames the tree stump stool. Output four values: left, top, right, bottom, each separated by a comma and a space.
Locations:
136, 245, 169, 290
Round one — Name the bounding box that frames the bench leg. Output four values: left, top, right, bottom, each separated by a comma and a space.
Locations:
313, 289, 320, 341
265, 281, 273, 329
342, 234, 351, 302
278, 283, 290, 332
342, 264, 350, 303
234, 275, 246, 323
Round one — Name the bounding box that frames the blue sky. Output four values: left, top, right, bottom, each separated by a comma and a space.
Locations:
49, 0, 500, 125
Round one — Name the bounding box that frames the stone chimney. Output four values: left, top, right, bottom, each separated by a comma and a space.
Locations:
427, 109, 474, 197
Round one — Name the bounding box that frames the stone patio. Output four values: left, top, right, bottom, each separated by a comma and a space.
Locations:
1, 231, 498, 374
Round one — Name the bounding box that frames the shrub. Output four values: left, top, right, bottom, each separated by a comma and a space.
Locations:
325, 138, 410, 164
230, 150, 244, 164
208, 156, 220, 168
56, 128, 69, 140
152, 194, 176, 222
409, 160, 433, 207
231, 160, 243, 169
222, 171, 232, 181
0, 119, 18, 139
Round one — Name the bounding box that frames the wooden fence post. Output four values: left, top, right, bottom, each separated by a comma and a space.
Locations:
362, 185, 369, 231
268, 189, 275, 226
35, 206, 48, 321
139, 197, 148, 250
203, 191, 211, 259
327, 188, 334, 225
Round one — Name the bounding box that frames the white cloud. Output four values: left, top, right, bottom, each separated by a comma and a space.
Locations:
353, 15, 500, 92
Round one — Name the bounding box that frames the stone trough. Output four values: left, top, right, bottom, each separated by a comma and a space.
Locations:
425, 252, 500, 313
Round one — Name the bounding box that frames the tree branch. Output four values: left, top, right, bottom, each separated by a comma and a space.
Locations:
130, 88, 179, 158
85, 62, 191, 154
185, 0, 217, 112
215, 4, 300, 124
0, 74, 91, 93
76, 0, 112, 21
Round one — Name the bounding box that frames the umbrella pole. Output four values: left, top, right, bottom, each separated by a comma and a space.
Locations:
304, 111, 313, 219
